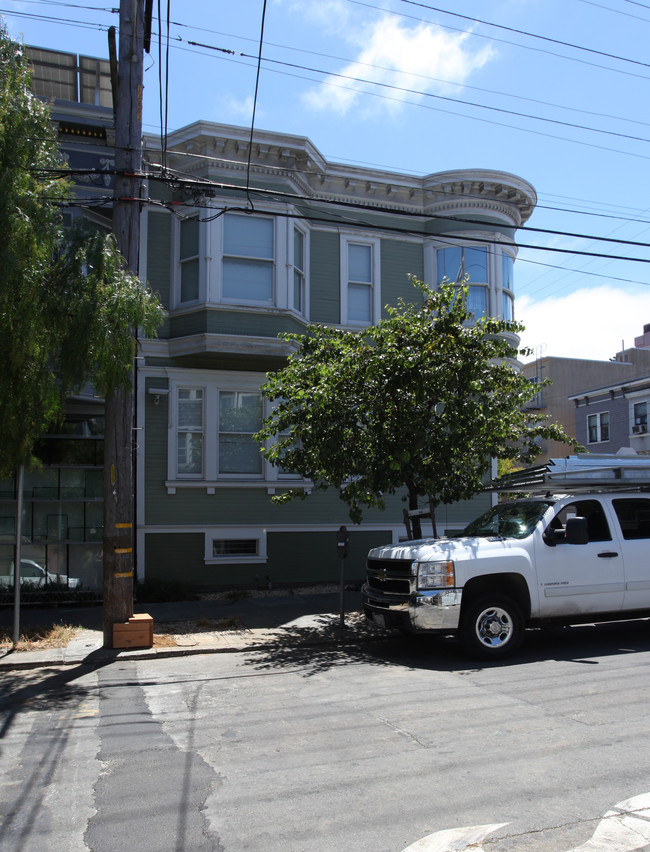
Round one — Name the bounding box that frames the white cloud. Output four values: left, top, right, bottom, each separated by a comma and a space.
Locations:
217, 95, 256, 122
517, 286, 650, 362
274, 0, 351, 35
303, 16, 494, 116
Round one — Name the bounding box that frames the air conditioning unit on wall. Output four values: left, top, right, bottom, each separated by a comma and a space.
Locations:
632, 424, 647, 434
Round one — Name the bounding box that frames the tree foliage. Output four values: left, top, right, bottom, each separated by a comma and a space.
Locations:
256, 278, 579, 532
0, 28, 164, 478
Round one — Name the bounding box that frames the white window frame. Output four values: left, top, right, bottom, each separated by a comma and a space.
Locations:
205, 528, 267, 565
164, 371, 307, 488
629, 395, 650, 435
587, 411, 610, 444
291, 223, 309, 317
174, 386, 206, 479
219, 211, 277, 307
171, 209, 205, 308
340, 234, 381, 327
218, 389, 265, 479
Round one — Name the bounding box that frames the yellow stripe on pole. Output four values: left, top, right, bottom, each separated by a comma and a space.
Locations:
115, 522, 132, 529
114, 547, 132, 554
114, 572, 133, 579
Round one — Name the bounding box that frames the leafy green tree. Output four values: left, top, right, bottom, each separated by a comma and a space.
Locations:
0, 28, 164, 478
256, 278, 578, 537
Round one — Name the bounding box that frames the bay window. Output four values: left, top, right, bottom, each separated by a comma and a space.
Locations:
222, 213, 274, 304
179, 216, 200, 303
437, 245, 488, 320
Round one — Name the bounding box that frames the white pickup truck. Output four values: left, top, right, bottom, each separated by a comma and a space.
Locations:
361, 455, 650, 658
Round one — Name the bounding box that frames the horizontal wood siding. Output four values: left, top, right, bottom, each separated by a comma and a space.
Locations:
146, 211, 171, 312
144, 378, 171, 525
144, 533, 205, 583
309, 231, 340, 324
266, 529, 392, 585
381, 239, 425, 315
144, 529, 392, 588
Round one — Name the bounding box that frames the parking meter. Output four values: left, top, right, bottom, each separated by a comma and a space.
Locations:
337, 525, 349, 560
337, 526, 349, 628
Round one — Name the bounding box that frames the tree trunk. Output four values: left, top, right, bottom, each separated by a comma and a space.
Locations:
408, 486, 422, 540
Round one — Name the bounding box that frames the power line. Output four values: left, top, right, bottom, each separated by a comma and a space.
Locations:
396, 0, 650, 69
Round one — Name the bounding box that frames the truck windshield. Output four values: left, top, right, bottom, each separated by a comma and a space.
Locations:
461, 500, 554, 540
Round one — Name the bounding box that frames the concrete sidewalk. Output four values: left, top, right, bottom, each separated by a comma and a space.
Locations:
0, 590, 385, 671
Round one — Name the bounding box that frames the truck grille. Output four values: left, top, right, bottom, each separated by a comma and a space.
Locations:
366, 558, 412, 597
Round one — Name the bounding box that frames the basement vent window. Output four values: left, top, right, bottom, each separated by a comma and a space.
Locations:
212, 539, 258, 557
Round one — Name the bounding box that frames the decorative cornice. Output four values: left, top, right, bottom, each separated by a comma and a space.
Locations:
143, 123, 536, 227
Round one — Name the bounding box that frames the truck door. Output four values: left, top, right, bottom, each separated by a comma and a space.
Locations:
534, 498, 624, 617
610, 497, 650, 610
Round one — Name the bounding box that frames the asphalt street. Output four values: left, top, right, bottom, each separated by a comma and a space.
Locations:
3, 616, 650, 851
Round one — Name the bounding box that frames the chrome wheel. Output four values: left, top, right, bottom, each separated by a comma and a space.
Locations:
460, 594, 524, 660
474, 605, 514, 648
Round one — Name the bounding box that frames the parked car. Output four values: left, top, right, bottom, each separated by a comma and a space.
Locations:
0, 559, 82, 589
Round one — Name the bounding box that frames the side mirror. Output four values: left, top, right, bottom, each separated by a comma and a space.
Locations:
565, 516, 589, 545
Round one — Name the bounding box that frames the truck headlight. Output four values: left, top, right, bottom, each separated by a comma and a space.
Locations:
414, 560, 455, 589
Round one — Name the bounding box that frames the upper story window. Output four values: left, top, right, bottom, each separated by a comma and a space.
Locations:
502, 253, 514, 291
437, 245, 488, 320
222, 213, 274, 305
340, 235, 380, 326
633, 401, 648, 434
588, 411, 610, 444
502, 291, 513, 320
179, 216, 200, 303
293, 226, 306, 315
163, 206, 311, 314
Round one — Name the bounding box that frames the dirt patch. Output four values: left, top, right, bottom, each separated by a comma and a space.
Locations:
0, 624, 80, 650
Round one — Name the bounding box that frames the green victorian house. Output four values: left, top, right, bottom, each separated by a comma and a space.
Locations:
135, 121, 536, 589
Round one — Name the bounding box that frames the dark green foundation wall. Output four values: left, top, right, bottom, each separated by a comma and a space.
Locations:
144, 529, 393, 589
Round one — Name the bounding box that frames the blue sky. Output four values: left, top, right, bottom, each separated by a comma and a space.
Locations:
4, 0, 650, 362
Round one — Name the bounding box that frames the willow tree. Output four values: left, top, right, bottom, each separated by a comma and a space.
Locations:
0, 29, 164, 636
257, 278, 577, 538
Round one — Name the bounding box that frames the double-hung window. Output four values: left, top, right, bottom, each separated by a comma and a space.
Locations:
588, 411, 610, 444
634, 402, 647, 433
502, 252, 514, 320
341, 236, 380, 326
222, 213, 274, 304
177, 388, 203, 476
293, 227, 306, 314
437, 245, 488, 320
179, 216, 200, 303
218, 391, 263, 475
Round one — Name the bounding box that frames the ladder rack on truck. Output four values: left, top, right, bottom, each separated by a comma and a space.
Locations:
488, 452, 650, 494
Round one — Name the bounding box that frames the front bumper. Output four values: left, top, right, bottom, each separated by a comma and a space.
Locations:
361, 584, 463, 633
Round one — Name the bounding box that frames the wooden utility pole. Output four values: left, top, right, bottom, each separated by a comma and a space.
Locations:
102, 0, 145, 646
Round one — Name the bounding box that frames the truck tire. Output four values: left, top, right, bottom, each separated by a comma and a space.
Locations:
460, 594, 525, 660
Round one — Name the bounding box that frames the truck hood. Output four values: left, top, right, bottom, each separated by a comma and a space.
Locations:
368, 535, 525, 562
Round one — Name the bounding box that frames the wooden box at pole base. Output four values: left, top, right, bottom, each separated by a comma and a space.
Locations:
113, 613, 154, 649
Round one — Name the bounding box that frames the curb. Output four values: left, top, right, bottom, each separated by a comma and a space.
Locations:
0, 624, 387, 672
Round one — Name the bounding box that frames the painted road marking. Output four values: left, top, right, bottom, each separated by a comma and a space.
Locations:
402, 823, 509, 851
402, 792, 650, 851
565, 792, 650, 851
